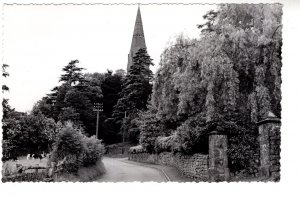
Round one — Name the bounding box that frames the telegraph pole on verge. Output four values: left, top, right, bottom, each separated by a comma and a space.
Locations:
93, 103, 103, 139
122, 111, 127, 154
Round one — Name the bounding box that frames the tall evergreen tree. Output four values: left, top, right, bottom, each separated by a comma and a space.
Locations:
112, 48, 153, 143
60, 60, 86, 86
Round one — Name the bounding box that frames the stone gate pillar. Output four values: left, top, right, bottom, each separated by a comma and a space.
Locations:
257, 112, 281, 181
208, 131, 230, 182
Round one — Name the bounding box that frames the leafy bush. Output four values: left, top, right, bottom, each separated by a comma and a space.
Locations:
221, 113, 260, 175
2, 140, 17, 161
173, 114, 209, 154
136, 107, 259, 174
154, 136, 174, 153
129, 145, 146, 154
172, 112, 260, 171
137, 107, 163, 153
51, 122, 84, 172
175, 113, 259, 174
227, 125, 259, 175
2, 111, 58, 161
81, 135, 105, 167
51, 122, 105, 173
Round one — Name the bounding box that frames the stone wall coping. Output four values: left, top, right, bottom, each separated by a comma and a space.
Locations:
257, 117, 281, 126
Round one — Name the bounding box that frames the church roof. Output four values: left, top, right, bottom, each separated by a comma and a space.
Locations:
132, 6, 145, 37
127, 6, 147, 71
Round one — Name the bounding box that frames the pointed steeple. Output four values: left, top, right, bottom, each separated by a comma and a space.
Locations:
127, 5, 147, 71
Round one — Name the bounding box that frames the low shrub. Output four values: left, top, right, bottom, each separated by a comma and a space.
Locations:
55, 160, 106, 182
129, 145, 146, 154
82, 136, 105, 167
51, 122, 105, 174
51, 122, 84, 173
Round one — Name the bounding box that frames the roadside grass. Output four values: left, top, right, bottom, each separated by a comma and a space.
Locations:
2, 156, 106, 182
78, 160, 106, 181
2, 156, 49, 182
2, 156, 48, 176
54, 160, 106, 182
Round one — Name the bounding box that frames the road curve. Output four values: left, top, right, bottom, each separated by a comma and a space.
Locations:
97, 157, 168, 182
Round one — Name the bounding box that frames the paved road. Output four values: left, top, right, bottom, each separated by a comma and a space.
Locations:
97, 157, 168, 182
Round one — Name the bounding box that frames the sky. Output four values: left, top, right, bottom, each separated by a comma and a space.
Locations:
3, 4, 216, 112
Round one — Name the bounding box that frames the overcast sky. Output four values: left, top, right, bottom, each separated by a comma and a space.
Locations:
3, 4, 215, 112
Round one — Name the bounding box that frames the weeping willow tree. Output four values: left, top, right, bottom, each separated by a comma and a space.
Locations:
151, 4, 282, 125
139, 4, 282, 173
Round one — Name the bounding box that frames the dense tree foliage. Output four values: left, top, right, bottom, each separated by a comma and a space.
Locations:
101, 70, 124, 118
138, 4, 282, 174
152, 4, 281, 125
32, 60, 124, 144
2, 110, 58, 160
112, 48, 154, 143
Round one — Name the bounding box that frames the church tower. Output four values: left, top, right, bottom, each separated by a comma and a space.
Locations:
127, 6, 147, 72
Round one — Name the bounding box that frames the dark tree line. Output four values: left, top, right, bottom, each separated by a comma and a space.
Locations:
32, 60, 126, 144
31, 48, 153, 145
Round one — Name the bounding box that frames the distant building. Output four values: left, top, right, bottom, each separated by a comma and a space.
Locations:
127, 6, 147, 72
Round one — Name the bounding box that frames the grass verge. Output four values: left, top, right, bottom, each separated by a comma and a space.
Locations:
54, 160, 106, 182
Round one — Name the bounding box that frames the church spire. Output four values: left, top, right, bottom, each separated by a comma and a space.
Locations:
127, 5, 147, 71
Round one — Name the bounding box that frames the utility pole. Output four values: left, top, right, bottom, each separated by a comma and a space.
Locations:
93, 103, 103, 139
122, 111, 126, 154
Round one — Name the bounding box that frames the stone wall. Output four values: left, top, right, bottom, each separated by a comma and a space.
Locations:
258, 114, 281, 181
129, 152, 209, 181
